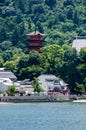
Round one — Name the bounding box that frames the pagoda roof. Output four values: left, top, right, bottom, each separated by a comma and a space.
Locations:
26, 31, 45, 36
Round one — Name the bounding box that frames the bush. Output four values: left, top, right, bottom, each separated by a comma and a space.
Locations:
7, 85, 16, 96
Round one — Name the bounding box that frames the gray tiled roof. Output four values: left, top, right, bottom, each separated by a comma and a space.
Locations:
0, 71, 17, 79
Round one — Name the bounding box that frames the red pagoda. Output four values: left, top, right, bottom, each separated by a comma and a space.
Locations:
26, 31, 45, 51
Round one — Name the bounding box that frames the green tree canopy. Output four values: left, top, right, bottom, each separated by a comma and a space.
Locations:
7, 85, 17, 96
0, 41, 12, 51
45, 0, 56, 9
28, 50, 40, 65
40, 44, 64, 74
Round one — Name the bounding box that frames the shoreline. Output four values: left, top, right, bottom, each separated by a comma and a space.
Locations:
0, 102, 13, 104
72, 99, 86, 103
0, 95, 86, 103
0, 99, 86, 103
0, 99, 86, 104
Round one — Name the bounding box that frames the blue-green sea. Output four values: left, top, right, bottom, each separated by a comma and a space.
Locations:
0, 102, 86, 130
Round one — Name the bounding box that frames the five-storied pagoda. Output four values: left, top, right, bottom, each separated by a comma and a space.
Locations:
26, 31, 45, 51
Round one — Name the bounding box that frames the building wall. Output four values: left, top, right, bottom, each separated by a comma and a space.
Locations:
38, 74, 60, 91
72, 39, 86, 52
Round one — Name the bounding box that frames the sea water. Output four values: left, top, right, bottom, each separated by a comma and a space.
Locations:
0, 102, 86, 130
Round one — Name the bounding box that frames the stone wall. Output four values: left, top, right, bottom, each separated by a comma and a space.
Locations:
0, 95, 69, 102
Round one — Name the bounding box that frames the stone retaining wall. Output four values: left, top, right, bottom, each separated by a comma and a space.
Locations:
0, 95, 69, 102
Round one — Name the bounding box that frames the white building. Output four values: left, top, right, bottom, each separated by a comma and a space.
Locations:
0, 82, 7, 92
38, 74, 68, 92
0, 68, 17, 92
72, 37, 86, 52
19, 85, 34, 95
0, 78, 13, 86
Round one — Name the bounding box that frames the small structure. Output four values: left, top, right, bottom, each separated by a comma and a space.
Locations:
38, 74, 69, 95
72, 36, 86, 52
26, 31, 45, 51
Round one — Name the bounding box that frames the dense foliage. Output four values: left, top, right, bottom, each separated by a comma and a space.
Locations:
32, 77, 44, 92
0, 0, 86, 94
7, 85, 17, 96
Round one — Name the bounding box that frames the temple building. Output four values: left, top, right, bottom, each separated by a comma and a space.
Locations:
26, 31, 45, 51
72, 36, 86, 52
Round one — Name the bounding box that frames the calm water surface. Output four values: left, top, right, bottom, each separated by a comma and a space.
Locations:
0, 102, 86, 130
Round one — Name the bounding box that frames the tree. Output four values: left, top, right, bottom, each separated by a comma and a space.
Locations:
18, 0, 25, 13
0, 91, 3, 94
63, 0, 74, 6
47, 16, 56, 29
73, 10, 79, 25
28, 51, 40, 65
83, 78, 86, 91
0, 41, 12, 51
32, 5, 44, 15
36, 21, 44, 33
74, 82, 85, 95
76, 48, 86, 83
27, 65, 43, 80
17, 54, 29, 79
61, 21, 74, 32
15, 14, 22, 24
32, 77, 44, 92
4, 60, 18, 73
0, 56, 4, 67
2, 50, 13, 62
59, 45, 79, 93
45, 0, 56, 9
7, 85, 16, 96
67, 6, 73, 20
17, 67, 30, 80
40, 44, 64, 74
79, 48, 86, 63
17, 51, 41, 80
18, 65, 42, 80
0, 28, 7, 42
11, 27, 20, 46
17, 55, 29, 69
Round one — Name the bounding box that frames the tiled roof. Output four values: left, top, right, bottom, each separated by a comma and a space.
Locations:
0, 71, 17, 79
38, 74, 59, 80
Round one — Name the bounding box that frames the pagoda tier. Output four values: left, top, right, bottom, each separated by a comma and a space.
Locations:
26, 31, 45, 51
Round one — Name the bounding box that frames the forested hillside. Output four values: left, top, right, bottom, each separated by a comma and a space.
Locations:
0, 0, 86, 94
0, 0, 86, 47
